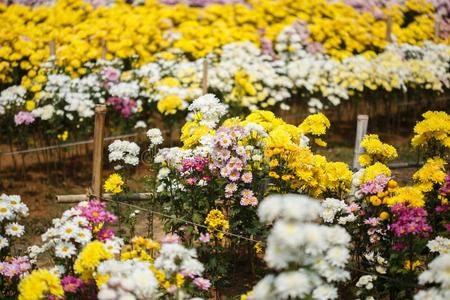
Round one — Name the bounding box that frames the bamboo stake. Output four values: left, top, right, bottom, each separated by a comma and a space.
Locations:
352, 115, 369, 170
92, 105, 107, 198
386, 16, 393, 43
202, 59, 208, 95
56, 193, 153, 203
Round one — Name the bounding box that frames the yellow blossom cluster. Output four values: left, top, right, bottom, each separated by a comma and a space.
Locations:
205, 209, 229, 240
121, 236, 161, 262
18, 269, 64, 300
411, 111, 450, 153
247, 110, 351, 197
74, 240, 113, 281
360, 162, 392, 184
413, 157, 447, 192
104, 173, 125, 194
385, 186, 426, 208
359, 134, 398, 167
0, 0, 443, 85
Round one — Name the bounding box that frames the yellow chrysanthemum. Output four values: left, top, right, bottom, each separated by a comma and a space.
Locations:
412, 157, 447, 192
157, 95, 183, 115
18, 269, 64, 300
360, 162, 392, 184
74, 241, 113, 281
104, 173, 124, 194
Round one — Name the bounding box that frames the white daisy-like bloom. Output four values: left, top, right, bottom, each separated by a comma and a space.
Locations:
0, 201, 13, 221
59, 222, 80, 240
325, 246, 350, 268
0, 236, 9, 250
74, 228, 93, 245
108, 140, 140, 166
356, 275, 377, 290
104, 237, 124, 255
5, 222, 25, 237
134, 120, 147, 129
147, 128, 164, 146
72, 216, 89, 227
49, 265, 66, 278
154, 243, 204, 277
55, 241, 76, 258
157, 167, 171, 180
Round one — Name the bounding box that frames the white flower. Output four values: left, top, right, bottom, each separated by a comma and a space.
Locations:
188, 94, 228, 128
427, 236, 450, 254
59, 222, 80, 240
321, 198, 347, 223
147, 128, 164, 146
275, 271, 313, 299
326, 246, 350, 267
250, 275, 276, 300
74, 228, 92, 245
0, 201, 13, 221
0, 236, 9, 249
104, 237, 124, 254
55, 241, 76, 258
312, 285, 338, 300
108, 140, 140, 166
134, 120, 147, 129
157, 167, 171, 180
5, 222, 25, 237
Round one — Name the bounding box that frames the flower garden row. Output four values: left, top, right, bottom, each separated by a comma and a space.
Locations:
1, 94, 449, 299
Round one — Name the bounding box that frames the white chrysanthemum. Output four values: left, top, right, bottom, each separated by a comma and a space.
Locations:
108, 140, 140, 166
134, 120, 147, 129
312, 284, 338, 300
154, 243, 204, 276
5, 222, 25, 237
147, 128, 164, 146
157, 167, 171, 180
55, 241, 76, 258
275, 271, 313, 299
250, 275, 276, 300
321, 198, 347, 223
326, 246, 350, 267
427, 236, 450, 254
188, 94, 228, 128
419, 253, 450, 288
258, 193, 322, 223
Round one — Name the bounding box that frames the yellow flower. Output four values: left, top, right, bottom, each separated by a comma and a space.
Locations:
18, 269, 64, 300
254, 241, 263, 254
157, 95, 183, 115
57, 130, 69, 142
25, 100, 35, 111
359, 134, 397, 166
74, 241, 113, 281
360, 162, 392, 183
411, 111, 450, 151
175, 273, 185, 287
299, 113, 330, 137
104, 173, 124, 194
412, 157, 447, 192
379, 211, 389, 220
403, 260, 422, 271
386, 186, 425, 208
205, 209, 229, 240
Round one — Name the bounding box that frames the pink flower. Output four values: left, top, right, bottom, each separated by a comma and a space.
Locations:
364, 217, 381, 227
389, 204, 432, 237
228, 170, 241, 181
193, 277, 211, 290
103, 67, 120, 82
162, 233, 180, 244
0, 256, 31, 279
96, 227, 115, 241
186, 177, 197, 186
199, 232, 210, 243
61, 275, 84, 293
14, 111, 35, 126
346, 203, 360, 213
77, 200, 117, 225
241, 172, 253, 183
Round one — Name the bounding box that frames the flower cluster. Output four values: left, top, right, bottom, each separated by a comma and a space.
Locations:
104, 173, 125, 194
18, 269, 64, 300
411, 111, 450, 156
359, 134, 398, 167
30, 200, 120, 263
250, 194, 351, 299
390, 203, 432, 237
204, 209, 229, 240
108, 140, 140, 168
0, 194, 28, 248
0, 256, 31, 279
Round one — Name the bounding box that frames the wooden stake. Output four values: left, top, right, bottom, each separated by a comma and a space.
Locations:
386, 16, 393, 43
202, 59, 208, 95
352, 115, 369, 170
101, 39, 107, 60
434, 13, 441, 39
49, 40, 56, 57
92, 105, 107, 198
